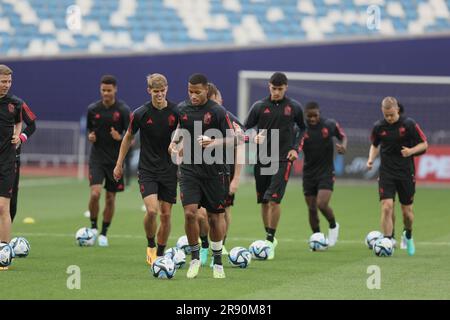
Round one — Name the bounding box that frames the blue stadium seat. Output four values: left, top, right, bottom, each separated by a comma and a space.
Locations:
1, 0, 450, 57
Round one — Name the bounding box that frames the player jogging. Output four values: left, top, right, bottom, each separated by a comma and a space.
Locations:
244, 72, 305, 260
114, 73, 178, 265
299, 102, 346, 246
169, 73, 235, 279
367, 97, 427, 256
86, 75, 130, 247
0, 64, 23, 270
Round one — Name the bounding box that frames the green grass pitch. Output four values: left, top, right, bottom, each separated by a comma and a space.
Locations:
2, 177, 450, 300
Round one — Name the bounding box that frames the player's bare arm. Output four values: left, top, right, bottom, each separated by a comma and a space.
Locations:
168, 124, 183, 155
88, 131, 96, 143
286, 149, 298, 162
11, 121, 22, 145
113, 130, 133, 181
367, 144, 380, 169
110, 126, 122, 141
254, 129, 267, 145
336, 135, 348, 154
401, 141, 428, 158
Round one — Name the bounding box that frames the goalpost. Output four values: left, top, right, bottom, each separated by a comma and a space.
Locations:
238, 71, 450, 183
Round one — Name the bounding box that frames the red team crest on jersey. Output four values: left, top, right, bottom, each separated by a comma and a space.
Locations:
284, 105, 291, 116
8, 103, 14, 113
181, 114, 188, 121
380, 130, 387, 137
321, 127, 329, 138
399, 126, 406, 137
263, 107, 271, 114
168, 114, 176, 127
146, 117, 153, 125
203, 112, 212, 125
95, 113, 101, 119
113, 111, 120, 122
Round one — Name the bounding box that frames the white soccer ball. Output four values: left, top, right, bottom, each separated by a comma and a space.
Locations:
151, 256, 177, 279
9, 237, 30, 258
228, 246, 252, 268
164, 247, 186, 269
366, 231, 384, 250
176, 235, 192, 255
309, 232, 329, 251
75, 227, 96, 246
249, 240, 270, 260
373, 238, 394, 257
164, 247, 179, 260
0, 242, 13, 267
172, 249, 186, 269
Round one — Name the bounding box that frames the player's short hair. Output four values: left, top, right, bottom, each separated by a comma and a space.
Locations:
398, 102, 405, 114
189, 73, 208, 86
305, 101, 320, 111
207, 82, 219, 99
147, 73, 168, 89
101, 75, 117, 86
381, 96, 398, 109
0, 64, 13, 75
269, 72, 288, 86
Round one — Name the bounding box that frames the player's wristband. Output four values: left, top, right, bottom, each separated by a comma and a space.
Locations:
19, 133, 28, 143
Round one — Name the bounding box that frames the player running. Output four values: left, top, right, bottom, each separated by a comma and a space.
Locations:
366, 97, 427, 256
86, 75, 130, 247
169, 74, 235, 279
114, 73, 178, 265
299, 102, 346, 246
244, 72, 305, 260
196, 83, 245, 267
0, 64, 23, 270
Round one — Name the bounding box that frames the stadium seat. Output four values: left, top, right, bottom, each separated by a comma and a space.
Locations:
1, 0, 450, 56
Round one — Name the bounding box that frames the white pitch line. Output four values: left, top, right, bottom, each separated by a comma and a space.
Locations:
16, 232, 450, 246
20, 178, 80, 187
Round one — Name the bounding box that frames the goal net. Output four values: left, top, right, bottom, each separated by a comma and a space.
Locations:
238, 71, 450, 183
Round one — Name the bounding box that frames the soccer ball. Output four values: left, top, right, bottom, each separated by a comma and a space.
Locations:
228, 247, 252, 268
176, 235, 192, 255
9, 237, 30, 258
172, 249, 186, 269
249, 240, 270, 260
0, 243, 13, 267
75, 227, 96, 246
164, 247, 179, 260
164, 247, 186, 269
373, 238, 394, 257
309, 233, 329, 251
366, 231, 384, 250
151, 257, 176, 279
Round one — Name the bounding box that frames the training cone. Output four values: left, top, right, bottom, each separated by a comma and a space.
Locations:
23, 217, 35, 224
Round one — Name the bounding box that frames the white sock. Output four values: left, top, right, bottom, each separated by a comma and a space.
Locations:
211, 240, 223, 252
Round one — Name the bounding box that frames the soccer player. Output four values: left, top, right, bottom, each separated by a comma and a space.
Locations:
11, 99, 37, 222
196, 83, 245, 267
366, 97, 427, 256
114, 73, 178, 265
299, 102, 346, 246
388, 102, 426, 248
209, 83, 244, 255
0, 64, 23, 270
86, 75, 130, 247
244, 72, 305, 260
169, 73, 235, 279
